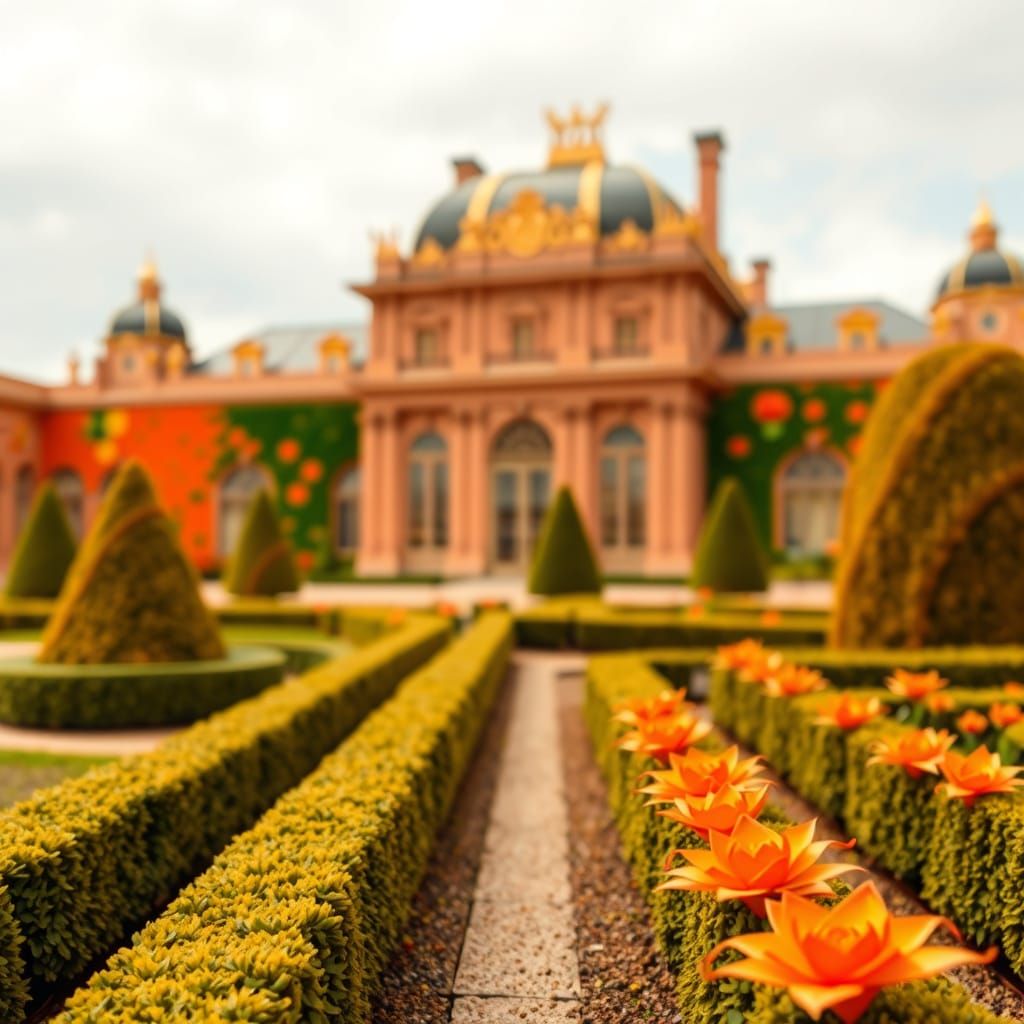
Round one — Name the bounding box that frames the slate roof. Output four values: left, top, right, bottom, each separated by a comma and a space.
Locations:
191, 322, 368, 375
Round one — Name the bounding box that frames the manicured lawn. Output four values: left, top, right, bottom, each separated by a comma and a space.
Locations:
0, 749, 113, 807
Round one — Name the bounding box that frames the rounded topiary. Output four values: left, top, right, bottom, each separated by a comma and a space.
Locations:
5, 482, 77, 599
691, 477, 768, 593
527, 486, 601, 596
223, 490, 300, 597
37, 460, 225, 665
833, 343, 1024, 648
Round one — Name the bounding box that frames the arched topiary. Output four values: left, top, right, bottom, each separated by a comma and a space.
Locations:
833, 343, 1024, 648
223, 490, 300, 597
691, 477, 768, 593
527, 486, 601, 596
37, 460, 225, 664
5, 482, 77, 598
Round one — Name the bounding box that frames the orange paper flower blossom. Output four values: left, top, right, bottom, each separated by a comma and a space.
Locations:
1004, 681, 1024, 697
637, 746, 767, 804
658, 783, 771, 841
764, 663, 827, 698
659, 815, 860, 918
615, 708, 712, 765
867, 728, 955, 779
885, 668, 948, 701
714, 639, 782, 684
924, 692, 955, 714
813, 694, 885, 731
989, 702, 1024, 729
936, 746, 1024, 807
956, 709, 989, 736
702, 882, 997, 1023
613, 689, 691, 727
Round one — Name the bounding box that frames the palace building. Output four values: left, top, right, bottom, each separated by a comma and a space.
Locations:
0, 109, 1020, 578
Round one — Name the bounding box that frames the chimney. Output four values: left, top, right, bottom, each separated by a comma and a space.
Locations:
749, 258, 771, 308
452, 156, 485, 187
694, 130, 725, 251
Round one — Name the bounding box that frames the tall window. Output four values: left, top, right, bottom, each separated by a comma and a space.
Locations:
613, 316, 639, 355
780, 451, 845, 554
14, 465, 34, 536
414, 328, 440, 367
599, 425, 645, 551
511, 318, 535, 360
335, 465, 359, 553
218, 465, 270, 557
408, 433, 448, 549
52, 468, 84, 537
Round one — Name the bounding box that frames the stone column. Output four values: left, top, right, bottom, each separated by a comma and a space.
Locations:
678, 387, 708, 567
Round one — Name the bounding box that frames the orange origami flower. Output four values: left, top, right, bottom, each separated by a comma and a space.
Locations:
867, 728, 955, 779
956, 709, 989, 736
613, 689, 691, 727
764, 664, 827, 698
885, 669, 948, 701
660, 815, 859, 918
702, 882, 997, 1023
637, 746, 767, 805
924, 692, 955, 714
616, 708, 712, 764
989, 702, 1023, 729
658, 783, 772, 841
813, 694, 885, 731
761, 609, 782, 627
714, 639, 772, 675
935, 746, 1024, 807
1004, 681, 1024, 697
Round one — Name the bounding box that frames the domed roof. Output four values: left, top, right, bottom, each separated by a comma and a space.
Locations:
109, 259, 188, 342
414, 163, 684, 253
936, 200, 1024, 299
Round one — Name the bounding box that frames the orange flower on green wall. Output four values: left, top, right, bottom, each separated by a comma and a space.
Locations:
285, 481, 310, 506
300, 458, 324, 483
277, 438, 301, 463
726, 435, 752, 458
802, 398, 826, 423
750, 390, 793, 440
846, 400, 869, 424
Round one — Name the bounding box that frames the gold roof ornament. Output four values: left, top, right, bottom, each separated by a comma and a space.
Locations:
371, 229, 401, 264
970, 194, 998, 252
546, 103, 609, 168
137, 254, 161, 302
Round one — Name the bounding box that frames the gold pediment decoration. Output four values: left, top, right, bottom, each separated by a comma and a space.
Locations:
233, 339, 264, 359
653, 202, 700, 240
411, 237, 447, 269
605, 218, 649, 254
371, 229, 401, 264
319, 333, 351, 355
545, 104, 609, 168
456, 188, 597, 259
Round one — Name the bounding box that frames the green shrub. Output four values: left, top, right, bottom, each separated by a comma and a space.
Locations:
4, 483, 76, 599
223, 490, 300, 597
37, 461, 225, 664
691, 477, 768, 593
0, 645, 285, 728
58, 613, 513, 1023
833, 343, 1024, 648
527, 486, 601, 596
0, 613, 449, 1017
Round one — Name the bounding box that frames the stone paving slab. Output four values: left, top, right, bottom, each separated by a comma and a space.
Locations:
0, 721, 177, 756
454, 897, 579, 999
450, 995, 581, 1022
475, 835, 571, 906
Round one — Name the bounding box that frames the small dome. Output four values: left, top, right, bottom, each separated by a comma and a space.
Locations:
414, 163, 683, 253
936, 200, 1024, 299
108, 259, 188, 342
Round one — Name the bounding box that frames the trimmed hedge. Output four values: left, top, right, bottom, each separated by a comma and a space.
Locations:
588, 653, 1011, 1022
527, 486, 602, 596
39, 461, 226, 664
5, 483, 77, 599
834, 343, 1024, 648
691, 476, 768, 593
223, 489, 300, 597
0, 644, 287, 728
0, 613, 449, 1020
58, 612, 513, 1023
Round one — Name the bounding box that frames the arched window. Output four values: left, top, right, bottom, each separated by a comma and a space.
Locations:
491, 420, 553, 568
335, 465, 359, 554
14, 464, 34, 536
52, 468, 84, 537
780, 450, 846, 554
408, 433, 448, 550
600, 425, 646, 554
218, 464, 271, 557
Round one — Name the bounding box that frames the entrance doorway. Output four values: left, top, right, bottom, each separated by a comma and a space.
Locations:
490, 420, 552, 572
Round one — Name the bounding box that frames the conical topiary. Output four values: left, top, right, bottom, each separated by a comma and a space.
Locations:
527, 486, 602, 596
223, 489, 300, 597
5, 482, 77, 599
691, 477, 769, 593
37, 460, 225, 665
833, 343, 1024, 648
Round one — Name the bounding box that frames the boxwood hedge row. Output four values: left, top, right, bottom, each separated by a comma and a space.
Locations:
586, 652, 1011, 1023
57, 611, 513, 1022
0, 612, 450, 1022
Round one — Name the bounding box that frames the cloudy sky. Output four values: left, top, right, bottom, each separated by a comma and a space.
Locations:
3, 1, 1023, 381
